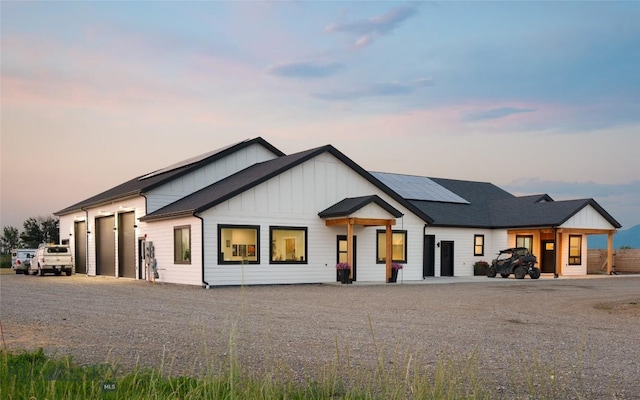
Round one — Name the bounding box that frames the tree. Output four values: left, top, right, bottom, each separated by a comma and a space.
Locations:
1, 226, 20, 254
19, 216, 59, 248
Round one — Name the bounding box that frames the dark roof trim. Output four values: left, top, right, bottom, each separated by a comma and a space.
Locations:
556, 198, 622, 229
55, 137, 285, 216
138, 137, 285, 193
143, 145, 434, 223
318, 195, 404, 218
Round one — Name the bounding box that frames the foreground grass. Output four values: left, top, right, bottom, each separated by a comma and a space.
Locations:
1, 347, 496, 400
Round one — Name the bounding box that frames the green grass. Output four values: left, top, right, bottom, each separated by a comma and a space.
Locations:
3, 342, 615, 400
0, 254, 11, 269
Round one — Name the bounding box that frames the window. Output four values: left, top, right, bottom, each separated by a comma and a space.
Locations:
174, 226, 191, 264
568, 235, 582, 265
270, 227, 307, 263
218, 225, 259, 264
376, 230, 407, 263
474, 235, 484, 256
516, 235, 533, 252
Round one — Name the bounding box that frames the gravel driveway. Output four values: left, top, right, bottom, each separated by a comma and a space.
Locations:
1, 273, 639, 398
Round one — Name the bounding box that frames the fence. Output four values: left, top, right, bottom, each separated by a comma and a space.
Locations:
587, 249, 640, 274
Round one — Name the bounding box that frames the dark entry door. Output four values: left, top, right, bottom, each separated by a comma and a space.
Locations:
440, 241, 454, 277
118, 212, 136, 278
541, 240, 556, 273
423, 235, 435, 277
96, 216, 116, 276
337, 235, 357, 282
74, 221, 87, 274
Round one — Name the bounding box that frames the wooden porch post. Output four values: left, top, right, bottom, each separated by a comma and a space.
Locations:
386, 223, 392, 281
347, 218, 354, 279
607, 232, 614, 275
555, 229, 563, 277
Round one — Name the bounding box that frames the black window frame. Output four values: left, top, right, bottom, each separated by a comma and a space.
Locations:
473, 234, 484, 256
173, 225, 191, 264
375, 229, 408, 264
269, 226, 308, 264
568, 235, 582, 265
218, 224, 260, 265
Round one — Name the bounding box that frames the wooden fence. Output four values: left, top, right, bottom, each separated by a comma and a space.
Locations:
587, 249, 640, 274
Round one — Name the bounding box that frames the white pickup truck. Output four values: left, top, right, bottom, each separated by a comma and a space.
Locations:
28, 244, 74, 276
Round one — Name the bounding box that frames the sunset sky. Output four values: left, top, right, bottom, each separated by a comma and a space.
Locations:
2, 1, 639, 231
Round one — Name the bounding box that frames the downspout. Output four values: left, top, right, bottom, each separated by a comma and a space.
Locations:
194, 213, 209, 289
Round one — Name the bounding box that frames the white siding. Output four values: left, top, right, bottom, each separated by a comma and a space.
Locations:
201, 152, 427, 286
560, 232, 587, 275
59, 212, 85, 273
425, 227, 502, 277
146, 143, 279, 213
143, 216, 202, 285
560, 205, 616, 230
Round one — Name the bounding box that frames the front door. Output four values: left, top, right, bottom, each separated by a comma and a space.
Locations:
541, 240, 556, 273
337, 235, 357, 282
440, 241, 454, 277
423, 235, 435, 277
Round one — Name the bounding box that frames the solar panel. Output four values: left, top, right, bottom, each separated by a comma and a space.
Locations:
372, 172, 470, 204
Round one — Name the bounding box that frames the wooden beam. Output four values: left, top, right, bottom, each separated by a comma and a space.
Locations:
325, 217, 395, 227
555, 230, 563, 277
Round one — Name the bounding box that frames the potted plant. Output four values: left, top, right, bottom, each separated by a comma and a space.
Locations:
473, 261, 489, 276
389, 263, 404, 283
336, 263, 351, 284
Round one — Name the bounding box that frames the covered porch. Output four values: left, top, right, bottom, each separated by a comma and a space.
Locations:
318, 195, 404, 282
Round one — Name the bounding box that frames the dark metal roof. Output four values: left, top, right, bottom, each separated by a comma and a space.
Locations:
141, 145, 429, 222
318, 195, 404, 219
55, 137, 285, 216
406, 177, 621, 229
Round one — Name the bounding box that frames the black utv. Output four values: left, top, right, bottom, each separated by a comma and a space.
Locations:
486, 247, 540, 279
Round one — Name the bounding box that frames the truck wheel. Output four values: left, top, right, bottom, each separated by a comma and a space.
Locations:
65, 271, 72, 276
486, 266, 497, 277
514, 266, 526, 279
500, 273, 510, 278
39, 266, 44, 276
529, 267, 541, 280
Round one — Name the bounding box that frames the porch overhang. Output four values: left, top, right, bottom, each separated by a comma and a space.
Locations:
319, 195, 403, 282
507, 227, 617, 276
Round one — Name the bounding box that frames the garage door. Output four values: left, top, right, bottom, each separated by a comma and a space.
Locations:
96, 216, 116, 276
118, 212, 136, 278
74, 221, 87, 274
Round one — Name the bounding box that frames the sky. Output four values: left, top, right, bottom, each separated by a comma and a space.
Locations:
1, 1, 639, 231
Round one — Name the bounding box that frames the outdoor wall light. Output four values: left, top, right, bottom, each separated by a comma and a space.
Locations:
437, 241, 440, 247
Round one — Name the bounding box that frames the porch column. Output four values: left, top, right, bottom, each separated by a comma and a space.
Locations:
607, 232, 614, 275
347, 218, 354, 279
555, 229, 563, 277
386, 223, 392, 281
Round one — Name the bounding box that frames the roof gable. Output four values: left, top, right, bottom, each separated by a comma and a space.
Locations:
55, 137, 284, 215
142, 145, 432, 222
318, 195, 403, 219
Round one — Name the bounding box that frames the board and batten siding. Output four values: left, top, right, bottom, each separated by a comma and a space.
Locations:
425, 227, 504, 277
201, 152, 427, 286
144, 216, 202, 285
145, 143, 279, 213
561, 205, 615, 230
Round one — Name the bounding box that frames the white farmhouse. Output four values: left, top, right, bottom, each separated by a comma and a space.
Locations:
55, 137, 621, 286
